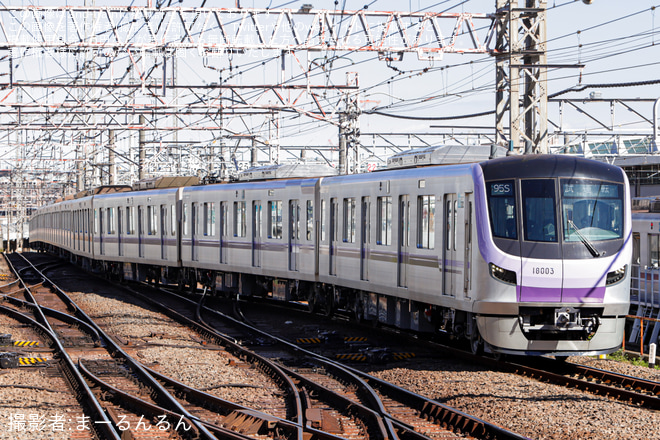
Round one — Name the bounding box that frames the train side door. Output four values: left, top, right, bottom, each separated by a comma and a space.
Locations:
219, 202, 227, 264
138, 206, 145, 258
252, 200, 262, 268
160, 205, 167, 260
361, 196, 370, 281
73, 211, 78, 251
192, 203, 199, 261
329, 198, 338, 276
443, 194, 457, 296
99, 208, 105, 256
398, 195, 410, 288
463, 194, 472, 298
117, 207, 123, 257
289, 200, 299, 271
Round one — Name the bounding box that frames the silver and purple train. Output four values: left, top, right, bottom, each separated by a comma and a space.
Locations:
29, 149, 632, 356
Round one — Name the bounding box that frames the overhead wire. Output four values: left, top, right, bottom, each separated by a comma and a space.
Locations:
4, 2, 660, 173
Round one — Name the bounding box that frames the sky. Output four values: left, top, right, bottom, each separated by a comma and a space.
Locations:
236, 0, 660, 144
3, 0, 660, 158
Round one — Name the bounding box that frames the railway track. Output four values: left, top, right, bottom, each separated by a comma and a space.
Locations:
12, 252, 373, 440
232, 292, 660, 417
19, 250, 660, 438
510, 357, 660, 410
3, 253, 209, 439
16, 251, 530, 440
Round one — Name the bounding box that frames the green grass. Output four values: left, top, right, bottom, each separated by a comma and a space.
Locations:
606, 350, 660, 369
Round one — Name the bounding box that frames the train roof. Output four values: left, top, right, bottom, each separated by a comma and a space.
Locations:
479, 154, 626, 182
132, 176, 199, 190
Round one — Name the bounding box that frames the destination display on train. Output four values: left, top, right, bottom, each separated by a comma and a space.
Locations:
562, 182, 619, 198
489, 181, 515, 197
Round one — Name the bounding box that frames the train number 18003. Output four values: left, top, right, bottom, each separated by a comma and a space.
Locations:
531, 267, 555, 275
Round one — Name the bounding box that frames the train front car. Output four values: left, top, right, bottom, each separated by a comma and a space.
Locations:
474, 155, 631, 356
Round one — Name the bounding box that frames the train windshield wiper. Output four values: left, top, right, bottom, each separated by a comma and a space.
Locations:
568, 220, 602, 258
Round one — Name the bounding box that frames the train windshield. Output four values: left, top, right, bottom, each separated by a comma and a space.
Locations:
521, 179, 557, 242
561, 179, 624, 242
487, 180, 517, 239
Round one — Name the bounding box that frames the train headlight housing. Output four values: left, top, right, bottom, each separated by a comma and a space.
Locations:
606, 265, 627, 286
489, 263, 517, 285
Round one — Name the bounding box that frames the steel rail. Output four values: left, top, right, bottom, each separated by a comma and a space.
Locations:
217, 294, 530, 440
119, 283, 306, 432
503, 359, 660, 410
2, 253, 121, 440
10, 252, 221, 440
144, 365, 348, 440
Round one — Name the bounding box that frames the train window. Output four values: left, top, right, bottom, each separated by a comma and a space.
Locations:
183, 204, 189, 235
522, 179, 557, 242
453, 200, 458, 251
127, 207, 135, 235
107, 208, 115, 234
220, 202, 228, 237
291, 200, 300, 240
234, 201, 246, 237
649, 234, 659, 267
306, 200, 313, 241
94, 209, 99, 234
268, 201, 283, 239
203, 202, 215, 236
445, 201, 452, 251
417, 195, 435, 249
147, 206, 152, 235
171, 205, 176, 236
343, 198, 356, 243
320, 199, 326, 241
160, 205, 167, 238
211, 203, 216, 236
486, 180, 517, 240
561, 179, 623, 242
377, 196, 392, 245
148, 205, 158, 235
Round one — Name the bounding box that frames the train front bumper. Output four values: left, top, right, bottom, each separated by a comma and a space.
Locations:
476, 313, 625, 356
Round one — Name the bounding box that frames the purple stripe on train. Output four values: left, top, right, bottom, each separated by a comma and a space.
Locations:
518, 285, 605, 303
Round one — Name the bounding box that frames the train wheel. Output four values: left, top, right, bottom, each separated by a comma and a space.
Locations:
176, 271, 186, 293
492, 350, 505, 362
470, 330, 484, 355
307, 290, 319, 313
352, 297, 364, 323
188, 272, 198, 295
323, 289, 335, 317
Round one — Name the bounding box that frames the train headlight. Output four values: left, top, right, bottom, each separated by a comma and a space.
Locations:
606, 265, 627, 286
489, 263, 517, 285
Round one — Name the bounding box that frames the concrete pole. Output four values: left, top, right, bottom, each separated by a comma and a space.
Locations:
339, 114, 347, 175
139, 115, 146, 180
251, 137, 258, 168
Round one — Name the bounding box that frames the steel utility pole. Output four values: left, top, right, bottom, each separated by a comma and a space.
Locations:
495, 0, 548, 154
